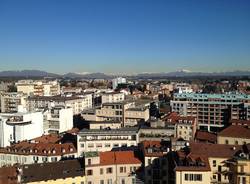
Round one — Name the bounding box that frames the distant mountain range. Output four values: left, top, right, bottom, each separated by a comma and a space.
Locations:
0, 69, 250, 79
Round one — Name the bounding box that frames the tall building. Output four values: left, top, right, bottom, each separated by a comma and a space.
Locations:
0, 92, 27, 113
112, 77, 126, 89
16, 80, 60, 96
0, 111, 43, 147
170, 93, 250, 132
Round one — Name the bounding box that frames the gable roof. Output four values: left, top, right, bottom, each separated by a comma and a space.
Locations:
218, 125, 250, 139
100, 151, 141, 165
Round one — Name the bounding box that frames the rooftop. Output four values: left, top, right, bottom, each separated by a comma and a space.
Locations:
173, 92, 250, 100
78, 127, 139, 135
195, 130, 217, 143
218, 125, 250, 139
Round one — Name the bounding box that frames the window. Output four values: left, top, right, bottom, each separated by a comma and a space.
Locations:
120, 167, 124, 173
113, 144, 119, 147
121, 179, 125, 184
184, 174, 202, 181
225, 140, 229, 144
100, 180, 104, 184
213, 160, 216, 167
88, 159, 91, 165
87, 169, 93, 175
81, 182, 84, 184
105, 143, 111, 147
235, 140, 238, 145
88, 143, 94, 148
107, 179, 112, 184
100, 168, 103, 175
148, 159, 151, 165
88, 182, 92, 184
106, 167, 113, 174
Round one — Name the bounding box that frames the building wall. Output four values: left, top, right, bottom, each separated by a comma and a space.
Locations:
176, 171, 211, 184
26, 175, 85, 184
89, 122, 121, 129
217, 136, 250, 145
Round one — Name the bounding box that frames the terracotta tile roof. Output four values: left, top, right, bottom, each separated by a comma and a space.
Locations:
190, 142, 240, 158
141, 140, 169, 157
163, 112, 196, 125
175, 153, 211, 172
0, 141, 76, 156
99, 151, 141, 165
218, 125, 250, 139
0, 166, 18, 184
195, 130, 217, 143
32, 134, 61, 144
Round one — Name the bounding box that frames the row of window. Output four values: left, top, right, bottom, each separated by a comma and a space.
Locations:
87, 166, 138, 176
184, 174, 202, 181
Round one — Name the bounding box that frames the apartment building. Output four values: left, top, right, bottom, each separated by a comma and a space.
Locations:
164, 112, 197, 141
174, 83, 193, 94
16, 80, 60, 96
170, 93, 250, 132
0, 111, 43, 147
77, 127, 139, 156
0, 140, 77, 167
225, 144, 250, 184
84, 151, 142, 184
217, 125, 250, 145
95, 101, 150, 127
0, 92, 27, 113
140, 141, 170, 184
0, 159, 85, 184
101, 92, 125, 103
172, 142, 241, 184
43, 105, 73, 133
27, 93, 92, 114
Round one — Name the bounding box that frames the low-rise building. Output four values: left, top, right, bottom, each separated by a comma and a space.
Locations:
0, 140, 77, 167
77, 127, 139, 156
101, 92, 125, 103
217, 125, 250, 145
84, 150, 142, 184
0, 159, 85, 184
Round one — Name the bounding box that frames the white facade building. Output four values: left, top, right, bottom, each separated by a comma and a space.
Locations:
27, 93, 92, 115
0, 111, 43, 147
77, 127, 139, 156
112, 77, 126, 89
101, 92, 125, 104
43, 106, 73, 134
16, 80, 60, 96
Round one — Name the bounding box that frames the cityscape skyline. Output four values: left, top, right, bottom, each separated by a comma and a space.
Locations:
0, 0, 250, 74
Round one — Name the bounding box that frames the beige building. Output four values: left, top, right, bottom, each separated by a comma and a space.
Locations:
16, 80, 60, 96
101, 92, 125, 103
89, 121, 121, 129
0, 92, 27, 113
217, 125, 250, 145
85, 101, 150, 127
225, 144, 250, 184
84, 151, 142, 184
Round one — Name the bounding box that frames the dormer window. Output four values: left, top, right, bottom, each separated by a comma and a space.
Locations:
30, 149, 33, 153
62, 148, 66, 153
34, 149, 38, 153
43, 150, 47, 154
52, 149, 56, 154
69, 148, 73, 152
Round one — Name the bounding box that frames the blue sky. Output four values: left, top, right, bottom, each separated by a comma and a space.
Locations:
0, 0, 249, 74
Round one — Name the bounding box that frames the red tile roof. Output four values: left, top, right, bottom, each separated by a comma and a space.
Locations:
0, 141, 76, 156
100, 151, 141, 165
218, 125, 250, 139
163, 112, 196, 125
195, 130, 217, 143
141, 140, 167, 157
0, 166, 18, 184
190, 142, 240, 158
32, 134, 61, 144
